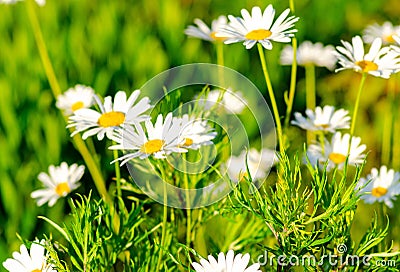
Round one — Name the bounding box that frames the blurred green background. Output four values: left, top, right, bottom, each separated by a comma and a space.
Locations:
1, 0, 400, 266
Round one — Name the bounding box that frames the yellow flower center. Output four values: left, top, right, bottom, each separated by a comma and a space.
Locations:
245, 29, 272, 40
55, 182, 71, 196
371, 186, 388, 197
140, 139, 165, 154
31, 270, 42, 272
183, 138, 194, 146
97, 111, 125, 127
328, 152, 347, 164
315, 123, 330, 129
239, 172, 249, 182
210, 31, 227, 41
384, 34, 395, 43
71, 101, 84, 112
355, 60, 378, 73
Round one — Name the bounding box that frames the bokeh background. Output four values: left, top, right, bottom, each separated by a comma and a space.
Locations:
1, 0, 400, 267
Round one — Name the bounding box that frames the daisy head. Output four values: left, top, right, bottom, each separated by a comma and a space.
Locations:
335, 35, 400, 78
225, 148, 278, 183
110, 113, 187, 165
191, 250, 261, 272
218, 5, 299, 50
185, 15, 228, 42
174, 114, 217, 150
356, 166, 400, 208
31, 162, 84, 207
68, 90, 151, 141
3, 239, 56, 272
280, 41, 337, 70
291, 105, 350, 133
56, 84, 95, 115
307, 132, 366, 170
363, 22, 400, 44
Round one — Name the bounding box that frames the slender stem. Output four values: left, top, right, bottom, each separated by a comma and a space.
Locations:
381, 78, 396, 165
156, 169, 168, 271
289, 0, 295, 12
216, 41, 224, 67
284, 37, 298, 129
350, 73, 367, 137
305, 64, 316, 144
112, 142, 122, 203
257, 43, 284, 154
183, 154, 192, 248
25, 1, 111, 204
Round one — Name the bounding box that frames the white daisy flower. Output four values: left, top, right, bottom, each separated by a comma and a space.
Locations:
217, 5, 299, 50
291, 105, 350, 133
390, 35, 400, 55
198, 88, 247, 114
2, 239, 56, 272
0, 0, 45, 6
335, 35, 400, 78
185, 15, 228, 42
31, 162, 84, 207
192, 250, 261, 272
363, 22, 400, 44
68, 90, 151, 141
307, 132, 366, 170
110, 113, 187, 165
56, 84, 94, 115
356, 166, 400, 208
280, 41, 337, 70
226, 148, 278, 182
174, 114, 217, 150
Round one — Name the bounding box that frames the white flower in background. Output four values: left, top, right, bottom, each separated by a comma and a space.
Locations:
0, 0, 45, 6
31, 162, 84, 207
280, 41, 337, 70
218, 5, 299, 50
363, 22, 400, 44
356, 166, 400, 208
291, 105, 350, 133
2, 240, 55, 272
68, 90, 151, 140
335, 35, 400, 78
199, 89, 247, 114
307, 132, 366, 170
110, 113, 187, 165
175, 114, 217, 150
185, 15, 228, 42
226, 148, 278, 182
192, 250, 261, 272
390, 35, 400, 54
56, 84, 94, 115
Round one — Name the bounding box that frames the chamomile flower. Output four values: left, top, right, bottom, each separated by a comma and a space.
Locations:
356, 166, 400, 208
3, 240, 56, 272
68, 90, 151, 141
31, 162, 84, 207
185, 15, 228, 42
175, 114, 217, 149
56, 84, 94, 115
110, 113, 187, 165
307, 132, 366, 170
226, 148, 278, 182
335, 35, 400, 78
198, 88, 247, 114
191, 250, 261, 272
280, 41, 337, 70
0, 0, 45, 6
363, 22, 400, 44
291, 105, 350, 133
218, 5, 299, 50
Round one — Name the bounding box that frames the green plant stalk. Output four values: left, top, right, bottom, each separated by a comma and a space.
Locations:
183, 154, 192, 248
381, 78, 396, 165
216, 41, 224, 67
289, 0, 295, 12
112, 142, 122, 205
350, 73, 367, 137
156, 170, 168, 271
26, 0, 111, 204
305, 64, 316, 144
284, 37, 298, 129
257, 43, 284, 154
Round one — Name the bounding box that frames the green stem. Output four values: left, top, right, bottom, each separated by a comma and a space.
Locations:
257, 43, 284, 154
350, 73, 367, 137
183, 154, 192, 248
289, 0, 295, 12
284, 37, 298, 129
305, 64, 316, 144
112, 142, 122, 204
381, 78, 396, 165
25, 1, 111, 204
156, 170, 168, 271
216, 41, 224, 67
